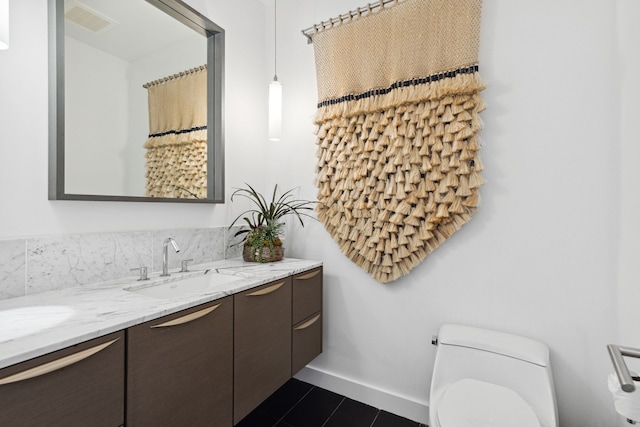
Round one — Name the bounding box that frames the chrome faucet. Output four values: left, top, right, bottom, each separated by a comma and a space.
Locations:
161, 238, 180, 276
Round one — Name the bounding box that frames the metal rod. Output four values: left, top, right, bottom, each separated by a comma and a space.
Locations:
301, 0, 401, 43
608, 344, 640, 392
142, 64, 207, 89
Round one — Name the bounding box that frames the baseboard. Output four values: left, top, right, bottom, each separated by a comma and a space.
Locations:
294, 365, 429, 424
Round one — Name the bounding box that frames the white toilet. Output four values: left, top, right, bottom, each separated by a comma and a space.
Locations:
429, 324, 558, 427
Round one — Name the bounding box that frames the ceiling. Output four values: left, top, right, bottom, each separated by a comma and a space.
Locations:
64, 0, 202, 62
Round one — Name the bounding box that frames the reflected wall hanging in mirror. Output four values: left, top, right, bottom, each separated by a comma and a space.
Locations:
143, 65, 208, 198
303, 0, 485, 283
48, 0, 225, 203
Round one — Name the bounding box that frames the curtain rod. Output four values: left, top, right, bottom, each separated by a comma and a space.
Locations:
301, 0, 400, 44
143, 64, 207, 89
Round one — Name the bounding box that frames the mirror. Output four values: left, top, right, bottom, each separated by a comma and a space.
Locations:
48, 0, 225, 203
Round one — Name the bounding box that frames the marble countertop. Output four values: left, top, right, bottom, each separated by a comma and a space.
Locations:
0, 257, 322, 370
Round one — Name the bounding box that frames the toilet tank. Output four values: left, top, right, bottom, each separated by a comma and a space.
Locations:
430, 324, 558, 427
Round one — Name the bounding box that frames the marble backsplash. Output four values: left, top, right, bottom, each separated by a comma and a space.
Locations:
0, 226, 244, 300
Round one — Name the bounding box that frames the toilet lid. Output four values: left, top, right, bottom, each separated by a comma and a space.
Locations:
437, 378, 540, 427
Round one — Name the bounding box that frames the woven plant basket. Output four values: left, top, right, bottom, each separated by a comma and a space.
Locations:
243, 244, 284, 263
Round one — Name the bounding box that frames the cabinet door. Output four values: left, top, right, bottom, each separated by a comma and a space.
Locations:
234, 278, 292, 424
127, 298, 233, 427
0, 331, 125, 427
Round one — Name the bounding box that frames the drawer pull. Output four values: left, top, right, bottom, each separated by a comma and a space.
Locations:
0, 338, 120, 385
294, 314, 321, 331
296, 270, 320, 281
151, 304, 220, 328
246, 282, 284, 296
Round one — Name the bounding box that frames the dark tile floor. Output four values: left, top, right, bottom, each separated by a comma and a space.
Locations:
236, 378, 428, 427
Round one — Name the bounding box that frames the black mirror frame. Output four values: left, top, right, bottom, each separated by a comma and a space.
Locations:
48, 0, 225, 203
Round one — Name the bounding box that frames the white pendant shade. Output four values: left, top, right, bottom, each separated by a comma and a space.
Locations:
269, 78, 282, 141
0, 0, 8, 50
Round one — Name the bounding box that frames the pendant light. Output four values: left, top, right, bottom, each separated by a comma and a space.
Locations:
0, 0, 9, 50
268, 0, 282, 141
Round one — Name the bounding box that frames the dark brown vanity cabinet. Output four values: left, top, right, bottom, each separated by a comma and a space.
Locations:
233, 278, 293, 424
0, 331, 125, 427
292, 267, 323, 375
0, 267, 322, 427
127, 297, 233, 427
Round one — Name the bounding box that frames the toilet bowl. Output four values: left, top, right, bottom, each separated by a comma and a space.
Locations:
429, 324, 558, 427
435, 378, 540, 427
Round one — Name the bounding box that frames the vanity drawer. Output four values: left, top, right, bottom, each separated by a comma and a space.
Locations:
292, 312, 323, 376
292, 267, 323, 325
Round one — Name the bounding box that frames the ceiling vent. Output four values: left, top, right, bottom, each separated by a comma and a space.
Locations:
64, 1, 119, 34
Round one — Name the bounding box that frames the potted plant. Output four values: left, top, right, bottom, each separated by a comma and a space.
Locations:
229, 184, 317, 262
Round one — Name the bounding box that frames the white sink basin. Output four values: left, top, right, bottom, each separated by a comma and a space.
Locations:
125, 270, 245, 299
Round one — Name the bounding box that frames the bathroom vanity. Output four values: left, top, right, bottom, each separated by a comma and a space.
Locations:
0, 258, 322, 427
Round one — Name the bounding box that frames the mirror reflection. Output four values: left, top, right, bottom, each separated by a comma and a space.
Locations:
49, 0, 225, 202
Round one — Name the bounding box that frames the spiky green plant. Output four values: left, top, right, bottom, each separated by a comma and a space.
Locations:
229, 184, 317, 261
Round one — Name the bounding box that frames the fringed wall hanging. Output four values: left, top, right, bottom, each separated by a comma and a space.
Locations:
304, 0, 485, 283
143, 65, 208, 199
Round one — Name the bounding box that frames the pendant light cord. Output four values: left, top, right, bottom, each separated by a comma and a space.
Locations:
273, 0, 278, 80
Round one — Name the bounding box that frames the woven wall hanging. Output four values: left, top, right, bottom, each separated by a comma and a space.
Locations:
143, 65, 208, 199
307, 0, 485, 283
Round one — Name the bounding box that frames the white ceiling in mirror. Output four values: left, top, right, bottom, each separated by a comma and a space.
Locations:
64, 0, 198, 62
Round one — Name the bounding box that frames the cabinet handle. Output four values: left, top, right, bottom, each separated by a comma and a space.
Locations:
0, 338, 120, 385
151, 304, 221, 328
296, 270, 320, 281
294, 314, 321, 331
246, 282, 284, 296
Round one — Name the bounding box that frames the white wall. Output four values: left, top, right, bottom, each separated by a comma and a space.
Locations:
617, 0, 640, 347
0, 0, 635, 425
268, 1, 626, 426
65, 37, 130, 196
